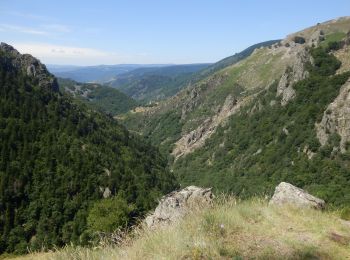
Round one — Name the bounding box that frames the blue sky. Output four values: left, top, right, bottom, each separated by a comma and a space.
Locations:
1, 0, 349, 65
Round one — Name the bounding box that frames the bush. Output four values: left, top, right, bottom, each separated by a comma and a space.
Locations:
87, 196, 135, 233
340, 207, 350, 221
293, 36, 306, 44
326, 41, 342, 52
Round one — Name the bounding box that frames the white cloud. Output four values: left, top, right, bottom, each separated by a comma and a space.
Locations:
0, 11, 52, 22
0, 24, 48, 35
0, 22, 72, 36
9, 42, 124, 65
41, 24, 71, 33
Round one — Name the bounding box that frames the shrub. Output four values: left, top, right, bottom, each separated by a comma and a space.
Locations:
340, 207, 350, 221
293, 36, 306, 44
87, 196, 135, 233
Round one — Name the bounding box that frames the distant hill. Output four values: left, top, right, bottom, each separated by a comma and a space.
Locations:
58, 78, 137, 115
108, 63, 211, 103
0, 43, 177, 254
47, 64, 167, 83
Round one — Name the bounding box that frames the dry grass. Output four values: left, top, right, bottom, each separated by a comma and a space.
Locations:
8, 197, 350, 260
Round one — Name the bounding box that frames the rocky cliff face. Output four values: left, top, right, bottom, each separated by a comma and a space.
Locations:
275, 46, 310, 106
316, 79, 350, 152
0, 42, 58, 92
273, 29, 327, 106
173, 94, 253, 160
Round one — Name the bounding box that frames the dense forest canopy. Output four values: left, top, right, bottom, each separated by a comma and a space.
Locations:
0, 47, 177, 254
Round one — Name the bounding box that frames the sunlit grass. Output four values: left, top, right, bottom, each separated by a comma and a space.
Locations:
10, 197, 350, 259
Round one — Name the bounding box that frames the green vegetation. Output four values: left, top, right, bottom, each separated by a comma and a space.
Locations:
109, 64, 210, 103
58, 78, 137, 115
174, 46, 350, 206
0, 50, 177, 254
195, 40, 280, 81
20, 198, 350, 259
87, 196, 135, 233
293, 36, 306, 44
319, 32, 346, 48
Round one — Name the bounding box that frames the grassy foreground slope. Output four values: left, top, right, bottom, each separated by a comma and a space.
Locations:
15, 198, 350, 259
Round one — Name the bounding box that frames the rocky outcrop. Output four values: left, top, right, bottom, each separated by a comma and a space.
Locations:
275, 28, 329, 106
303, 145, 316, 160
145, 186, 213, 228
181, 87, 201, 120
276, 46, 310, 106
308, 30, 325, 47
173, 94, 251, 160
181, 74, 227, 120
316, 79, 350, 152
269, 182, 325, 209
0, 42, 58, 92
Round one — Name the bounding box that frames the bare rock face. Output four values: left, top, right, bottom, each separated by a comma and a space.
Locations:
269, 182, 325, 209
0, 42, 58, 92
276, 46, 310, 106
181, 74, 227, 120
308, 30, 325, 47
173, 94, 253, 160
316, 79, 350, 152
145, 186, 213, 228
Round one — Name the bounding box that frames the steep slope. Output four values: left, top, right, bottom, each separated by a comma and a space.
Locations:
108, 64, 210, 103
122, 40, 287, 153
194, 40, 280, 81
58, 78, 137, 115
0, 43, 177, 254
122, 17, 350, 205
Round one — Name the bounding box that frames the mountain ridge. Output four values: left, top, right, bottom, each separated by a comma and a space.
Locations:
0, 43, 177, 254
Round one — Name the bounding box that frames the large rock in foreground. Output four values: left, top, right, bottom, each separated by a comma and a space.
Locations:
269, 182, 325, 209
145, 186, 213, 228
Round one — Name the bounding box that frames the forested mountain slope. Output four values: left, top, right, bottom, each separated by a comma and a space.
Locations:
122, 17, 350, 205
0, 43, 177, 254
108, 64, 210, 103
57, 78, 137, 115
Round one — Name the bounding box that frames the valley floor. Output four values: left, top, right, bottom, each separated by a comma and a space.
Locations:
7, 197, 350, 260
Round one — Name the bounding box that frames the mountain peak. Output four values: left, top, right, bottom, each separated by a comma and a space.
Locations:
0, 42, 59, 92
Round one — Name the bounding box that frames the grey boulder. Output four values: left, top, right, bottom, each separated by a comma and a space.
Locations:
145, 186, 213, 228
269, 182, 325, 209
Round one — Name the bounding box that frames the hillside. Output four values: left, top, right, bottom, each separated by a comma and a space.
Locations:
122, 17, 350, 205
0, 43, 177, 254
57, 78, 137, 115
107, 64, 211, 103
15, 198, 350, 259
193, 39, 280, 82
